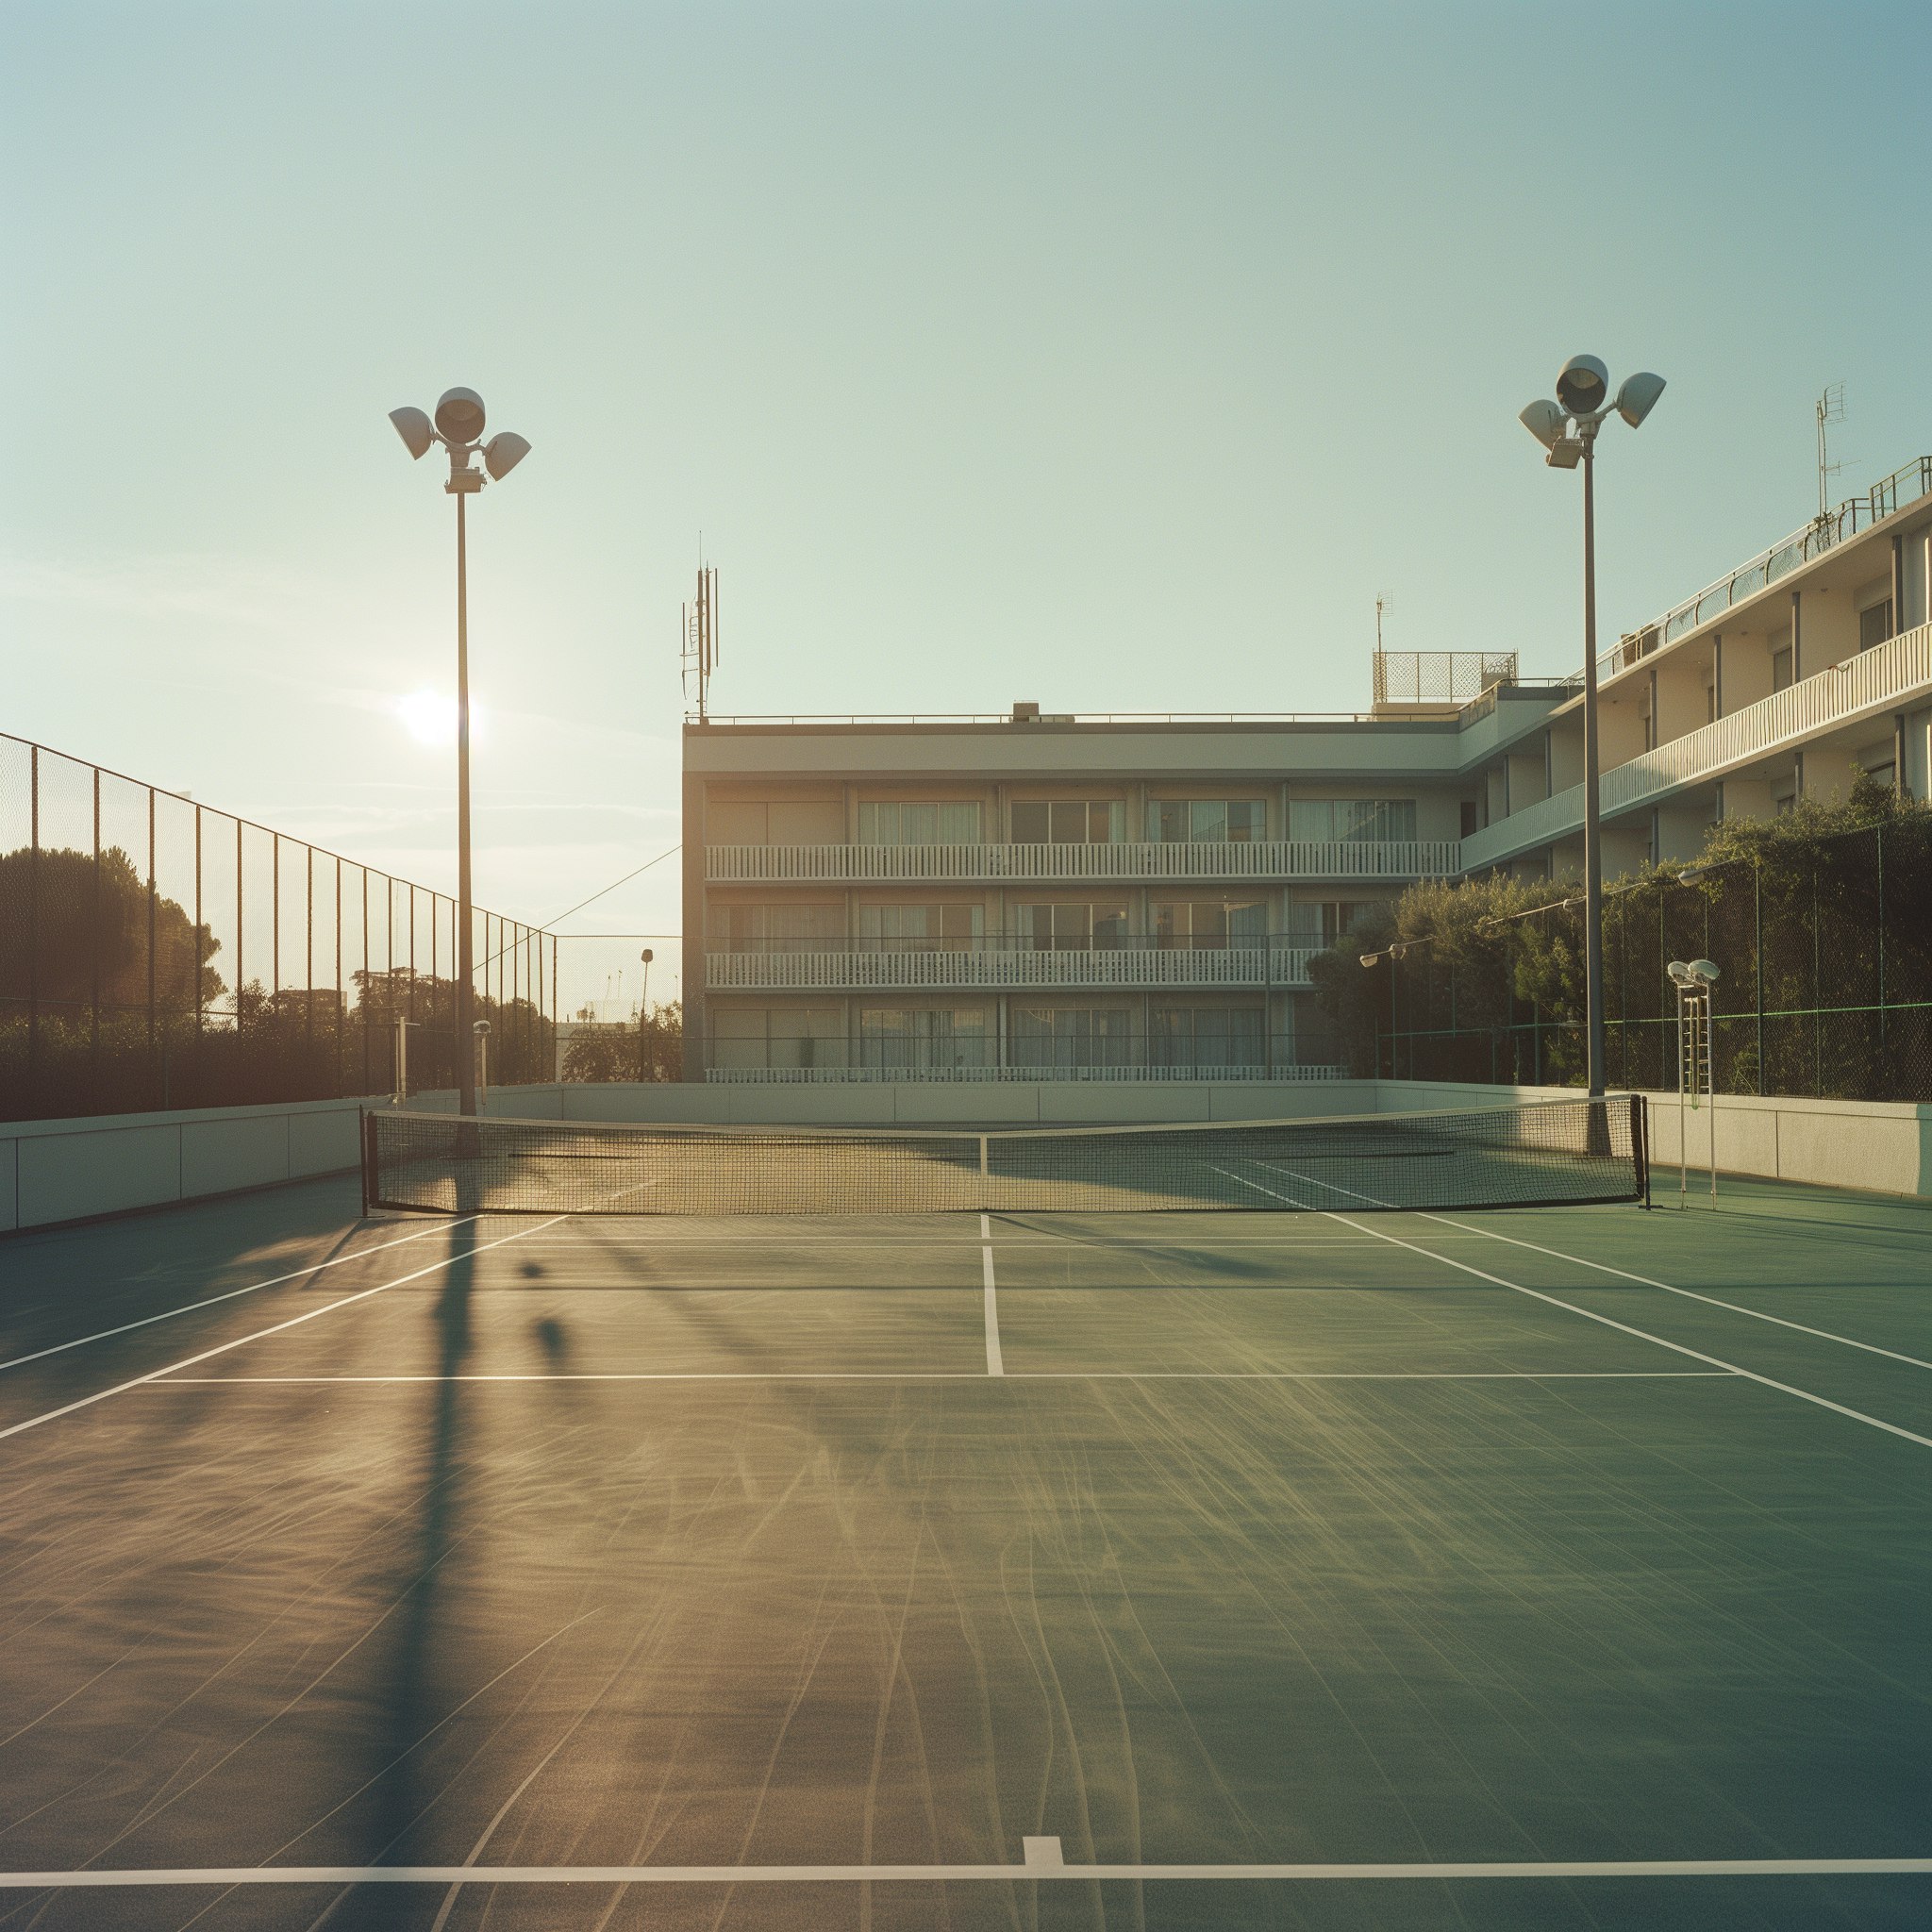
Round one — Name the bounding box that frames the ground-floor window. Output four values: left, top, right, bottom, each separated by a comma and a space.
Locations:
1008, 1006, 1136, 1070
709, 1004, 846, 1070
1150, 1006, 1265, 1068
859, 1007, 991, 1071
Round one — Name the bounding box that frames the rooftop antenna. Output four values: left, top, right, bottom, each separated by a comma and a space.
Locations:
1816, 382, 1845, 522
682, 541, 722, 722
1374, 592, 1393, 652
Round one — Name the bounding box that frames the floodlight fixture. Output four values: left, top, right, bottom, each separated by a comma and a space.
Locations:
1546, 438, 1583, 470
641, 947, 655, 964
436, 387, 488, 444
1680, 863, 1711, 885
1616, 371, 1667, 428
1690, 958, 1720, 984
1359, 955, 1377, 970
1668, 960, 1697, 987
474, 1018, 492, 1035
484, 431, 531, 481
390, 407, 435, 460
1519, 400, 1566, 451
1555, 355, 1609, 416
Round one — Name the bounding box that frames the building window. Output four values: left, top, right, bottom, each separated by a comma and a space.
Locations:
710, 1004, 845, 1070
1147, 799, 1267, 843
1009, 1007, 1135, 1070
1771, 636, 1794, 691
1014, 902, 1130, 950
1859, 600, 1894, 652
1459, 800, 1479, 837
1304, 900, 1387, 946
1150, 1006, 1265, 1068
859, 1007, 990, 1072
1010, 800, 1123, 843
858, 800, 985, 844
708, 904, 844, 953
1287, 799, 1419, 842
857, 904, 984, 951
1152, 900, 1267, 948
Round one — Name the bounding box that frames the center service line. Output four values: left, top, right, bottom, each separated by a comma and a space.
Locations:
981, 1212, 1005, 1376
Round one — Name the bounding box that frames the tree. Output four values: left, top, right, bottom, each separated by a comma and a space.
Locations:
561, 1001, 683, 1082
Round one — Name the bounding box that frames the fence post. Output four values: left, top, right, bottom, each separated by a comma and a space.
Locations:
1812, 864, 1822, 1097
91, 766, 101, 1083
1754, 862, 1764, 1096
146, 788, 158, 1090
1875, 821, 1887, 1070
26, 746, 39, 1101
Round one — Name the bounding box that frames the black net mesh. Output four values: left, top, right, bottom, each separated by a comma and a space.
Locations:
364, 1094, 1647, 1217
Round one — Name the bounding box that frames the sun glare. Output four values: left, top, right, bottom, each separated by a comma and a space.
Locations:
398, 691, 468, 745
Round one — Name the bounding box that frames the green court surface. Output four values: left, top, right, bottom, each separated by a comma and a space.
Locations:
0, 1173, 1927, 1929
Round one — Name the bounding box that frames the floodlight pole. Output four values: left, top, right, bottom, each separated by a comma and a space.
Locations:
1579, 426, 1607, 1101
455, 491, 476, 1120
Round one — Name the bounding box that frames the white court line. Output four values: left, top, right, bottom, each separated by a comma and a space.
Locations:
144, 1370, 1734, 1385
981, 1213, 1004, 1376
1220, 1167, 1932, 1452
1415, 1214, 1932, 1372
0, 1218, 481, 1376
0, 1857, 1923, 1887
0, 1219, 566, 1444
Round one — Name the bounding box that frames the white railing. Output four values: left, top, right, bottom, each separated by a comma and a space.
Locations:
706, 947, 1318, 990
1462, 621, 1932, 868
705, 1063, 1352, 1084
705, 840, 1461, 883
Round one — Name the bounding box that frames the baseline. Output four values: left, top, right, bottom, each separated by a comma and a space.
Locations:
0, 1857, 1924, 1888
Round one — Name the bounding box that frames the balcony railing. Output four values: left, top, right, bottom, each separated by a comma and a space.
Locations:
706, 942, 1319, 991
1462, 620, 1932, 868
705, 1062, 1352, 1084
705, 840, 1461, 883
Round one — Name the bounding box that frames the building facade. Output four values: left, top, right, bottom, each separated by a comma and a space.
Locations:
681, 457, 1932, 1082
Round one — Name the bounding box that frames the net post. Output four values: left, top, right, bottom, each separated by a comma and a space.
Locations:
359, 1108, 375, 1216
1631, 1093, 1651, 1208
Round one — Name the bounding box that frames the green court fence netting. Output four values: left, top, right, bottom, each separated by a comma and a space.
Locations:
363, 1093, 1649, 1217
1370, 816, 1932, 1102
1, 733, 558, 1122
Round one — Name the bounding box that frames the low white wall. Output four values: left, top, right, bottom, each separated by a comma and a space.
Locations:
1375, 1079, 1932, 1201
0, 1091, 469, 1234
8, 1078, 1927, 1233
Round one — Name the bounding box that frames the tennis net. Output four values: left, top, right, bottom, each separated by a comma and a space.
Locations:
362, 1094, 1648, 1217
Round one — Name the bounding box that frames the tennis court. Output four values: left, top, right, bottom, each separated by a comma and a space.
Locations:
0, 1116, 1927, 1929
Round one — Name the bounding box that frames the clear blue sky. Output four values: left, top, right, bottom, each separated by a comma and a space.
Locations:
7, 1, 1931, 999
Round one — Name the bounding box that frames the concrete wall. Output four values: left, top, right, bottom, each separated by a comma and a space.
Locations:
1375, 1080, 1932, 1201
0, 1093, 417, 1234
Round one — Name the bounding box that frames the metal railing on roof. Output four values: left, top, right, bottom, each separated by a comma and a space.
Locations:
1595, 455, 1932, 683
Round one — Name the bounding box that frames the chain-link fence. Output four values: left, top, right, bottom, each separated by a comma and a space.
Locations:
1372, 816, 1932, 1101
1, 734, 558, 1122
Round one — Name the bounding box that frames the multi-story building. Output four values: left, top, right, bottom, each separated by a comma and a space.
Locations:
681, 456, 1932, 1082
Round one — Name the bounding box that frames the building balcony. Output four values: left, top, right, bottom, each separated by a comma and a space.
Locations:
704, 839, 1461, 884
705, 941, 1320, 992
1462, 620, 1932, 869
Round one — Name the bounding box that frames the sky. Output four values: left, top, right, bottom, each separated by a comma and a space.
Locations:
7, 0, 1932, 1008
